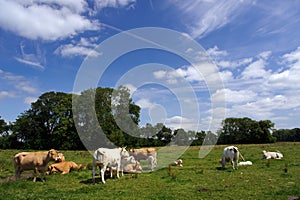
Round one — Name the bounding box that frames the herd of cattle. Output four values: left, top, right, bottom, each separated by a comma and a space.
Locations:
12, 146, 284, 183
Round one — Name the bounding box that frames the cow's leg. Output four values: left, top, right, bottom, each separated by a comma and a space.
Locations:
100, 166, 106, 184
92, 158, 96, 184
15, 167, 21, 180
116, 164, 120, 179
230, 160, 235, 170
33, 167, 38, 182
40, 168, 45, 182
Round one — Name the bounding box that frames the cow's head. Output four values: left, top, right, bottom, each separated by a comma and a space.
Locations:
55, 152, 65, 163
120, 147, 129, 158
48, 149, 58, 161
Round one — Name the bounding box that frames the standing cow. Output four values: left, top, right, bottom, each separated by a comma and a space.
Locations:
129, 148, 157, 170
92, 147, 129, 184
219, 146, 240, 170
14, 149, 58, 182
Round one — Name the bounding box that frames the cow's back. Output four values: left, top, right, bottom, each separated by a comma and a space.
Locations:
94, 148, 121, 165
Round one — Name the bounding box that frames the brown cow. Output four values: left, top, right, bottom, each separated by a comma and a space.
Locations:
14, 149, 58, 182
47, 161, 86, 174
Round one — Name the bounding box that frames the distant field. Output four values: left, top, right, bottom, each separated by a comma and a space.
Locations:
0, 143, 299, 200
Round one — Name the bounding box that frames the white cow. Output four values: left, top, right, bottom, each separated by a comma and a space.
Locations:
92, 147, 129, 184
147, 155, 156, 171
262, 150, 283, 159
220, 146, 240, 170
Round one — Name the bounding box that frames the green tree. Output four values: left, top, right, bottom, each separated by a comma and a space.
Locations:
13, 92, 82, 149
218, 117, 275, 144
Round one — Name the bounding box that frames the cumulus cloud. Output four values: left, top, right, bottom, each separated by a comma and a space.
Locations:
0, 0, 99, 40
212, 88, 257, 103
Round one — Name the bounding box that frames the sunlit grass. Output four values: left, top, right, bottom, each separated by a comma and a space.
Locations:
0, 143, 299, 199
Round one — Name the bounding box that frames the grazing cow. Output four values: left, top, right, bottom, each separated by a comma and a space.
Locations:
55, 152, 65, 163
92, 147, 129, 184
171, 159, 183, 167
47, 161, 86, 174
130, 148, 157, 170
262, 150, 283, 159
219, 146, 240, 170
14, 149, 58, 182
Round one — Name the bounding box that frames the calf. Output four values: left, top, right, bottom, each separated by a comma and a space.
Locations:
219, 146, 239, 170
14, 149, 58, 182
262, 150, 283, 159
47, 161, 86, 174
92, 147, 129, 184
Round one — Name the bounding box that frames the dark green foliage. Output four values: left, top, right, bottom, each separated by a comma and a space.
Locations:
217, 117, 276, 144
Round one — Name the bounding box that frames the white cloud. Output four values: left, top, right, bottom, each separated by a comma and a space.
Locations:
136, 98, 155, 109
24, 96, 37, 105
0, 0, 99, 40
94, 0, 136, 9
171, 0, 252, 38
0, 91, 16, 99
241, 58, 271, 80
0, 69, 39, 95
55, 44, 102, 57
212, 88, 257, 103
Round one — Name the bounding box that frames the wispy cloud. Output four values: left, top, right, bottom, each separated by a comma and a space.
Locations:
170, 0, 253, 38
14, 42, 46, 70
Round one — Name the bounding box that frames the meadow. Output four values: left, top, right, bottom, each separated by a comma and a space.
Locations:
0, 143, 299, 200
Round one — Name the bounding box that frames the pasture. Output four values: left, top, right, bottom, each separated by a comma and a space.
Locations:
0, 143, 299, 200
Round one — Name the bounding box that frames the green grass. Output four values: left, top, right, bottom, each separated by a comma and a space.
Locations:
0, 143, 299, 199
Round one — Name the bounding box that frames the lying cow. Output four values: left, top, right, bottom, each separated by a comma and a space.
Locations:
219, 146, 239, 170
262, 150, 283, 159
237, 161, 253, 166
14, 149, 58, 182
123, 161, 142, 173
170, 159, 183, 167
130, 148, 157, 170
55, 152, 65, 163
47, 161, 86, 174
92, 147, 129, 184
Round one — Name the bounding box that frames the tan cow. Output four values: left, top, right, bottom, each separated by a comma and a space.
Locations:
14, 149, 58, 182
129, 148, 157, 170
47, 161, 86, 174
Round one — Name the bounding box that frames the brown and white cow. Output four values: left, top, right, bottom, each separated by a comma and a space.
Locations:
47, 161, 86, 174
14, 149, 58, 182
219, 146, 240, 170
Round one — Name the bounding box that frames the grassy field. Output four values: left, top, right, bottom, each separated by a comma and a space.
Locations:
0, 143, 299, 200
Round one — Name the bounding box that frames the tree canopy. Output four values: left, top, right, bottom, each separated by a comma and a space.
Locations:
0, 87, 299, 150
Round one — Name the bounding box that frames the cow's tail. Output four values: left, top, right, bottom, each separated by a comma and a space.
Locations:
239, 151, 245, 161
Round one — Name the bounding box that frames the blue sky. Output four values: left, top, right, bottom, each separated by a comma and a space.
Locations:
1, 0, 300, 132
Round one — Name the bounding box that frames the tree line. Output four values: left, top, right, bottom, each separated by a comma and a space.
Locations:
0, 87, 299, 149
